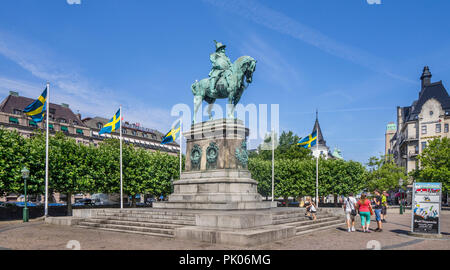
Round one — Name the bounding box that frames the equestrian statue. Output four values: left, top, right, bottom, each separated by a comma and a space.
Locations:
191, 40, 257, 123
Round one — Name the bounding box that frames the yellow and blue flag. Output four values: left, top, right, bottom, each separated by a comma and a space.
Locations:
23, 87, 47, 123
161, 120, 181, 145
99, 108, 121, 135
297, 131, 317, 149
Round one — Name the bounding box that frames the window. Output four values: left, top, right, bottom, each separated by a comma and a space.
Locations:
436, 124, 441, 133
421, 141, 427, 150
13, 109, 22, 115
76, 129, 83, 135
49, 124, 54, 131
445, 123, 449, 133
73, 121, 78, 126
430, 111, 434, 116
29, 120, 37, 127
421, 125, 427, 134
9, 117, 19, 124
132, 130, 136, 136
58, 118, 66, 123
96, 122, 103, 129
49, 108, 56, 114
61, 126, 69, 133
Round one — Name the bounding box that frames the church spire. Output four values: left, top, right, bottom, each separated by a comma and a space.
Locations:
312, 109, 326, 146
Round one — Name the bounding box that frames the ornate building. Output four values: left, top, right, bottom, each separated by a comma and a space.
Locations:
82, 117, 179, 155
0, 91, 180, 203
385, 122, 396, 157
389, 66, 450, 173
0, 91, 91, 143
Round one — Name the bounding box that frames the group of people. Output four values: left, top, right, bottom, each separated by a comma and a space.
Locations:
344, 190, 389, 233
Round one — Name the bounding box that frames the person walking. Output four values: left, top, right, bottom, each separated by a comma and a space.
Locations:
381, 191, 388, 223
344, 193, 357, 232
356, 193, 373, 233
373, 190, 383, 232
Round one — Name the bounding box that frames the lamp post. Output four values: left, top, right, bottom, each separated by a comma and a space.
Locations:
21, 167, 30, 222
399, 178, 404, 215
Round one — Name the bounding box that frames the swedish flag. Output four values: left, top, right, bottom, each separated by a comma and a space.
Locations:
99, 108, 121, 135
23, 87, 47, 123
297, 131, 317, 149
161, 121, 181, 145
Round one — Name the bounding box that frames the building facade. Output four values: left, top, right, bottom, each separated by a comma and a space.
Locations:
0, 91, 91, 143
385, 122, 396, 157
0, 91, 179, 203
389, 66, 450, 173
82, 117, 179, 155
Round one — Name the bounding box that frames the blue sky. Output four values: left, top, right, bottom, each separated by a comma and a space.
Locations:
0, 0, 449, 163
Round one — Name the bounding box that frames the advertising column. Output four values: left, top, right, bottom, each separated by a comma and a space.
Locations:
412, 182, 442, 234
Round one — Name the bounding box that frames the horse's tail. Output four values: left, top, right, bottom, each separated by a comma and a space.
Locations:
191, 81, 199, 96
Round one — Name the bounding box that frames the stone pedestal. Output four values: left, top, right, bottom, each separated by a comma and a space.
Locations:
153, 119, 275, 211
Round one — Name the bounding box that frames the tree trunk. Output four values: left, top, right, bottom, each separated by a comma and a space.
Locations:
334, 194, 338, 207
67, 192, 72, 216
131, 195, 137, 208
283, 196, 288, 207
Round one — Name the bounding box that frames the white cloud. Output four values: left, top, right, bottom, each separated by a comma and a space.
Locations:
0, 31, 173, 133
204, 0, 412, 84
67, 0, 81, 5
239, 35, 304, 92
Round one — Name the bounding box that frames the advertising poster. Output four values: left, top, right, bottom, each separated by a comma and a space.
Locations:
412, 182, 441, 234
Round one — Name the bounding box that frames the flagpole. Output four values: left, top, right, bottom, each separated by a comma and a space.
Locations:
272, 129, 275, 202
316, 110, 319, 208
120, 105, 123, 209
44, 82, 50, 217
179, 118, 182, 179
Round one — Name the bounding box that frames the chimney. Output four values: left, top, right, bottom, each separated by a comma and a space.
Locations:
9, 91, 19, 97
420, 66, 432, 90
61, 103, 70, 108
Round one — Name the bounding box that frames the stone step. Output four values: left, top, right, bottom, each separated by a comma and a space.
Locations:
99, 209, 196, 217
282, 216, 341, 227
78, 221, 175, 236
272, 214, 335, 225
76, 225, 174, 238
295, 219, 344, 233
97, 212, 196, 221
295, 221, 345, 236
84, 218, 184, 229
91, 215, 196, 225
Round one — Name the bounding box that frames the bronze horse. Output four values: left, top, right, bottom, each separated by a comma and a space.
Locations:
191, 56, 256, 123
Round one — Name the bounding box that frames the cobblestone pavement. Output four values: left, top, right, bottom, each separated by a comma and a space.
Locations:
0, 210, 448, 250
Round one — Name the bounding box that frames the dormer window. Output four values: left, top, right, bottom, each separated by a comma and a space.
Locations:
73, 120, 78, 126
13, 109, 22, 115
58, 118, 66, 123
96, 122, 103, 129
430, 111, 433, 116
49, 108, 56, 114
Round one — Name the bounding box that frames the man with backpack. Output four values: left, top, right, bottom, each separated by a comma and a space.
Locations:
344, 192, 357, 232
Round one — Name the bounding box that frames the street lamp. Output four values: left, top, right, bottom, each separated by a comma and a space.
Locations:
21, 167, 30, 222
399, 178, 404, 215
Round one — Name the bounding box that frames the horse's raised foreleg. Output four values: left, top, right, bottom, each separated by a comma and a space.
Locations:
227, 95, 235, 119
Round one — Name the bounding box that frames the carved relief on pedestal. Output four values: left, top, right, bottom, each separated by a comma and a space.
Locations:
190, 144, 202, 171
206, 142, 219, 170
235, 140, 248, 169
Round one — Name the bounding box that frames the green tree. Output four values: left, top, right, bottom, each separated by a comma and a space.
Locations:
411, 137, 450, 193
366, 155, 407, 192
49, 132, 93, 215
248, 158, 272, 199
0, 128, 27, 196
